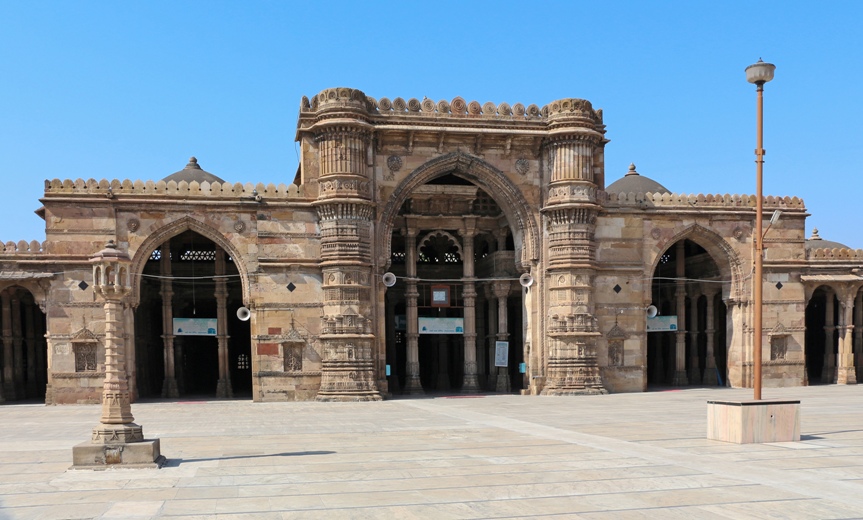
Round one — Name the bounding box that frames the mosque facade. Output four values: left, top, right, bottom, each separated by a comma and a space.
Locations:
1, 87, 861, 404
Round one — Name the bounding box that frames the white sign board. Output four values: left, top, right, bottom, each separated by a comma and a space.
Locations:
173, 318, 218, 336
418, 317, 464, 334
646, 315, 678, 332
495, 341, 509, 367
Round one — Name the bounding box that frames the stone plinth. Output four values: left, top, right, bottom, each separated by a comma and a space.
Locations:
72, 439, 164, 469
707, 399, 800, 444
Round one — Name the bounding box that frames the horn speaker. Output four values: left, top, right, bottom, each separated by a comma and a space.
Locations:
519, 273, 534, 288
646, 305, 658, 319
382, 272, 397, 287
236, 306, 251, 321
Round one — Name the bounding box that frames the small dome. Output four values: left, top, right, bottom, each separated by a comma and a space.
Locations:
606, 163, 670, 194
805, 228, 850, 250
161, 157, 225, 184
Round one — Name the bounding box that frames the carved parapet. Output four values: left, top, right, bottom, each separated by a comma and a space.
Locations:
304, 87, 373, 114
44, 178, 305, 199
603, 191, 806, 210
0, 240, 45, 254
807, 248, 863, 261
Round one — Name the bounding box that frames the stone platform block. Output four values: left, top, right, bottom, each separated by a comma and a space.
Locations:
72, 439, 165, 469
707, 399, 800, 444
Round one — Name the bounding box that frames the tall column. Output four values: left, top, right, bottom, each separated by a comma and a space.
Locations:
215, 250, 233, 398
385, 293, 399, 394
837, 289, 857, 384
494, 281, 511, 393
476, 290, 487, 390
461, 221, 479, 392
688, 292, 701, 384
855, 290, 863, 382
540, 110, 607, 395
25, 301, 37, 398
11, 293, 24, 395
310, 89, 381, 401
404, 227, 423, 394
2, 290, 15, 400
673, 241, 689, 386
74, 241, 162, 468
822, 293, 835, 383
160, 242, 178, 398
486, 285, 498, 391
703, 291, 719, 385
123, 305, 137, 402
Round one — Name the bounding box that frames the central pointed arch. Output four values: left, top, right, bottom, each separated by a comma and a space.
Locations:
129, 216, 251, 305
378, 152, 539, 271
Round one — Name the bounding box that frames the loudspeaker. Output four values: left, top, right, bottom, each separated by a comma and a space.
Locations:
519, 273, 534, 288
646, 305, 658, 319
382, 272, 397, 287
236, 307, 251, 321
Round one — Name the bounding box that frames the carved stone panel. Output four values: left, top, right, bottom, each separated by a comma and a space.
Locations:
74, 343, 97, 372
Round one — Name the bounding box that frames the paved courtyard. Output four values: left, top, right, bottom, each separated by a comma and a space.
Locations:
1, 385, 862, 519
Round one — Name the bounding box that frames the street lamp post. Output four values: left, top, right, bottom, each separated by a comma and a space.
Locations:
746, 59, 776, 401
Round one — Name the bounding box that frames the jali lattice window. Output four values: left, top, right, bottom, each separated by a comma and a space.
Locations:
283, 342, 304, 372
770, 336, 787, 361
74, 343, 97, 372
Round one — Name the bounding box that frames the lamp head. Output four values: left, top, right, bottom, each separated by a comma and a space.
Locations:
746, 59, 776, 85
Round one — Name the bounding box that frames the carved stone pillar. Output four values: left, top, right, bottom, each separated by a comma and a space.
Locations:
73, 241, 162, 468
461, 221, 479, 392
123, 305, 137, 402
404, 227, 423, 394
2, 290, 15, 400
673, 241, 689, 386
703, 291, 719, 385
160, 241, 178, 398
688, 292, 701, 384
822, 292, 835, 383
25, 300, 37, 398
539, 111, 607, 396
837, 289, 857, 385
855, 290, 863, 382
311, 94, 381, 401
494, 281, 511, 393
486, 284, 498, 391
215, 250, 233, 398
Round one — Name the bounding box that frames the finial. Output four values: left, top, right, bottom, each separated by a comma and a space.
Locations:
186, 157, 202, 170
625, 163, 639, 176
809, 228, 822, 240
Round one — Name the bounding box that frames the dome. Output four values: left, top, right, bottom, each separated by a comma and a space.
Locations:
161, 157, 225, 184
805, 228, 850, 250
606, 163, 670, 194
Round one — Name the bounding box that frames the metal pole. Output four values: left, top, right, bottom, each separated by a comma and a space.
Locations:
754, 82, 765, 401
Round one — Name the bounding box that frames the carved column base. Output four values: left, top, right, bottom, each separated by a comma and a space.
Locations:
404, 375, 424, 395
161, 378, 179, 399
672, 371, 689, 386
315, 336, 382, 402
101, 391, 135, 424
837, 366, 857, 385
541, 336, 607, 396
461, 373, 480, 393
688, 367, 702, 385
216, 378, 233, 399
91, 423, 144, 444
703, 365, 719, 385
495, 369, 511, 393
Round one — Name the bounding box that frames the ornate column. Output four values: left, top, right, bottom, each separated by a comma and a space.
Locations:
25, 300, 37, 398
73, 241, 162, 468
837, 288, 857, 384
486, 284, 498, 391
673, 241, 689, 386
703, 291, 719, 385
540, 99, 607, 395
311, 88, 381, 401
160, 241, 178, 398
822, 292, 835, 383
855, 290, 862, 382
688, 292, 701, 384
494, 280, 511, 393
2, 290, 15, 399
461, 220, 479, 392
215, 249, 233, 398
404, 226, 423, 394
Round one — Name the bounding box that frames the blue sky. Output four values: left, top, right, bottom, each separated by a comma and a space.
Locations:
1, 1, 861, 247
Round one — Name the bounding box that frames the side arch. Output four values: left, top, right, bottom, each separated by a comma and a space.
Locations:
646, 223, 744, 303
378, 152, 539, 271
128, 216, 251, 305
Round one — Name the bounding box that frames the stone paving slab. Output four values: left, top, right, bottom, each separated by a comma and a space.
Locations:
0, 385, 862, 519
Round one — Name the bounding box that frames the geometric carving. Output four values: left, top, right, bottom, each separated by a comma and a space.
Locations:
770, 335, 787, 361
127, 218, 140, 232
608, 340, 624, 367
74, 343, 97, 372
515, 157, 530, 175
283, 342, 304, 372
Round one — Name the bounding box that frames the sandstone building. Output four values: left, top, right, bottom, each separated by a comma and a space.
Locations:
1, 88, 861, 404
